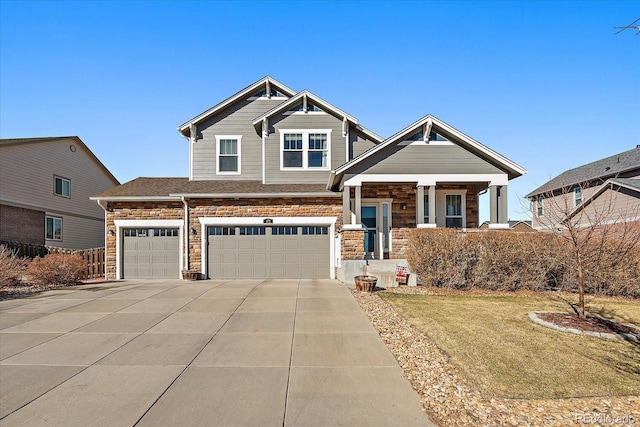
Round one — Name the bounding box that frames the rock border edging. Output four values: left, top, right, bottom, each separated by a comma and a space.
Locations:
529, 311, 640, 342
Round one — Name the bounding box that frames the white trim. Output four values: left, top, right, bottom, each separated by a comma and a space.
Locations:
417, 223, 437, 228
114, 219, 184, 280
342, 224, 364, 230
279, 129, 332, 171
398, 140, 454, 146
45, 215, 63, 241
437, 189, 467, 229
170, 192, 339, 199
488, 223, 510, 229
247, 96, 289, 101
344, 173, 508, 187
282, 111, 328, 116
198, 216, 337, 279
215, 135, 242, 175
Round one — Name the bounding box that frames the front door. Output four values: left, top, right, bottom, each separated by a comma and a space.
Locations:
361, 202, 391, 259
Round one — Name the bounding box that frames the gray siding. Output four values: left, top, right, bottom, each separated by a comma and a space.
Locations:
193, 98, 283, 180
349, 127, 379, 160
0, 138, 117, 249
353, 142, 504, 175
265, 112, 344, 184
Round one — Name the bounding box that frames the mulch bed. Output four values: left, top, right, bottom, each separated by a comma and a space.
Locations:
537, 312, 640, 335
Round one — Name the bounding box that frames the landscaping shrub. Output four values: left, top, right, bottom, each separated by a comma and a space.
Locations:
0, 245, 29, 288
26, 253, 87, 288
406, 229, 639, 297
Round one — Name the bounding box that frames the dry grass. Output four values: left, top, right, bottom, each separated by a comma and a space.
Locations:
379, 291, 640, 399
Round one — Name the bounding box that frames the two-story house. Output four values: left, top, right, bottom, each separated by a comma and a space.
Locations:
92, 76, 526, 282
0, 136, 120, 249
526, 146, 640, 230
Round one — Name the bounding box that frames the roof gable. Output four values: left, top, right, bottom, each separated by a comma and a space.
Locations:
0, 136, 120, 185
564, 177, 640, 222
328, 114, 527, 189
526, 147, 640, 198
252, 90, 383, 144
177, 76, 296, 138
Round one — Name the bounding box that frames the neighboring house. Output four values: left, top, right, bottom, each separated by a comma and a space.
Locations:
479, 220, 534, 232
92, 76, 526, 282
526, 147, 640, 230
0, 136, 120, 249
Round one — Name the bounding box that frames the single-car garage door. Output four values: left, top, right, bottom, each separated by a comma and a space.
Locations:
122, 228, 180, 279
207, 225, 330, 279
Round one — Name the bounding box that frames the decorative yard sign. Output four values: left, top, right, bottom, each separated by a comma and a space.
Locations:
395, 266, 408, 284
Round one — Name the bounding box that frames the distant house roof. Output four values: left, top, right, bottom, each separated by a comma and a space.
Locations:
92, 177, 338, 201
328, 114, 527, 190
0, 136, 120, 185
526, 147, 640, 198
177, 76, 297, 138
564, 177, 640, 222
479, 220, 533, 230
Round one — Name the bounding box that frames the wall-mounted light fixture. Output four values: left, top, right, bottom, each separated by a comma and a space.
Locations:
191, 227, 197, 235
400, 203, 407, 210
108, 229, 115, 236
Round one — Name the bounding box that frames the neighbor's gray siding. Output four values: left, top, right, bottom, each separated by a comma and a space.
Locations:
0, 138, 117, 249
193, 98, 283, 180
352, 143, 505, 175
265, 112, 345, 184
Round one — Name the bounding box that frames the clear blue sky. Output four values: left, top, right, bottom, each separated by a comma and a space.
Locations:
1, 1, 638, 221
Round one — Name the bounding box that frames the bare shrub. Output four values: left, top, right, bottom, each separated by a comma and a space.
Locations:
407, 229, 480, 289
26, 253, 87, 288
0, 245, 29, 288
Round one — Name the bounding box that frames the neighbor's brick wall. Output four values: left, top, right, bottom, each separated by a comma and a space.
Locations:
105, 202, 184, 279
0, 204, 45, 245
187, 197, 343, 272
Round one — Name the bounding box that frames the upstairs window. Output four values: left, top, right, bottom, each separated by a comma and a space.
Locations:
54, 176, 70, 198
280, 130, 331, 170
537, 196, 544, 216
574, 188, 582, 206
216, 136, 241, 174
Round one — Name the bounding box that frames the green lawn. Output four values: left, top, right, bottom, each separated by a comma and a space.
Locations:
379, 291, 640, 399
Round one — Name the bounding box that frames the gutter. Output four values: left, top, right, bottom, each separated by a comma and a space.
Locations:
181, 197, 189, 272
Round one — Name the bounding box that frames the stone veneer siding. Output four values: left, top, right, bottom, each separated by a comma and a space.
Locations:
186, 197, 342, 272
0, 204, 45, 245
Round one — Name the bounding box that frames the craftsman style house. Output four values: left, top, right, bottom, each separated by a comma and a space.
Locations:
526, 147, 640, 230
92, 77, 526, 282
1, 136, 119, 249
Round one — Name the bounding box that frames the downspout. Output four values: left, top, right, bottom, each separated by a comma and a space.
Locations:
181, 197, 189, 272
96, 200, 108, 280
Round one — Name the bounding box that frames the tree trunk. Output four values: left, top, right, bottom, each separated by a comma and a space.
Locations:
577, 252, 585, 319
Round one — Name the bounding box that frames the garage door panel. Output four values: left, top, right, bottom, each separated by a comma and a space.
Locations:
122, 229, 179, 279
207, 225, 329, 279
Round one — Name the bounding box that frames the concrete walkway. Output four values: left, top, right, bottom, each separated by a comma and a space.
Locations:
1, 279, 433, 426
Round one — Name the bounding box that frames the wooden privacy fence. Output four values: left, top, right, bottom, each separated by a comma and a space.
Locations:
1, 240, 105, 280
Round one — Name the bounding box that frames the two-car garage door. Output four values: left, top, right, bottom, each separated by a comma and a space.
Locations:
121, 224, 331, 279
207, 225, 330, 279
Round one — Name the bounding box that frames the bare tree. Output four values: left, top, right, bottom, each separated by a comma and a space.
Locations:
532, 180, 640, 318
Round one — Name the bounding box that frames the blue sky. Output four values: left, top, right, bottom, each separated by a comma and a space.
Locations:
1, 1, 638, 221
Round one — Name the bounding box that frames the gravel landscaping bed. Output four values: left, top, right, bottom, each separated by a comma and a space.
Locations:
352, 287, 639, 427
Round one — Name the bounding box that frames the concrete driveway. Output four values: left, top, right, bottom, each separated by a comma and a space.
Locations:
0, 279, 433, 426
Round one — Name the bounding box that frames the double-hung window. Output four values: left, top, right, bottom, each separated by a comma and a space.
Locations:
574, 188, 582, 206
280, 130, 330, 170
54, 176, 70, 198
216, 135, 241, 174
46, 216, 62, 241
445, 194, 463, 228
537, 196, 544, 216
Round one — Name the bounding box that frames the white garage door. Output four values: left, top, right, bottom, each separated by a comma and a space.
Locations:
207, 225, 330, 279
122, 228, 180, 279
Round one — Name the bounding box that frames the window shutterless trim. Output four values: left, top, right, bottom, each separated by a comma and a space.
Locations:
215, 135, 242, 175
54, 176, 70, 198
45, 215, 63, 241
279, 129, 331, 171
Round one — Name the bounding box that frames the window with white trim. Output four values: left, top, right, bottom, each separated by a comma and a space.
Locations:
537, 196, 544, 216
216, 136, 241, 174
574, 188, 582, 206
445, 194, 463, 228
280, 130, 331, 170
46, 216, 62, 241
54, 176, 70, 198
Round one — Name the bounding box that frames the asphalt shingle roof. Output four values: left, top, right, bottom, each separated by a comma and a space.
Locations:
93, 177, 337, 199
526, 147, 640, 198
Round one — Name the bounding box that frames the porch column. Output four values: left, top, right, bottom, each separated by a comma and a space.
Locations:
342, 186, 351, 226
354, 185, 362, 226
416, 185, 425, 225
428, 185, 436, 226
489, 185, 509, 229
